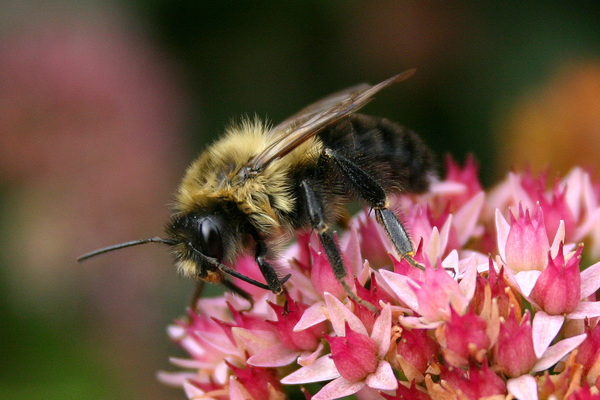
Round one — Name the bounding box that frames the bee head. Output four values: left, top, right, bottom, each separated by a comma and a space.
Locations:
77, 205, 247, 285
166, 208, 241, 282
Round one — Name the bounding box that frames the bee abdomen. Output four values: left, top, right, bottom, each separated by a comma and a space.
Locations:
318, 114, 435, 194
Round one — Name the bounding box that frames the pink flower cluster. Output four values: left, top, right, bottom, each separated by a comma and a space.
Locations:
159, 157, 600, 400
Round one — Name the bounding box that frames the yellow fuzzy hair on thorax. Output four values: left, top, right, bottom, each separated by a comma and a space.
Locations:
175, 118, 322, 234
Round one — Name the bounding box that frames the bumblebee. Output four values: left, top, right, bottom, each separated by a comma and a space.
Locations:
78, 70, 435, 306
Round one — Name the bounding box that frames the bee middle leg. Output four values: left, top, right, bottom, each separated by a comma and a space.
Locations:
323, 148, 424, 270
301, 180, 377, 311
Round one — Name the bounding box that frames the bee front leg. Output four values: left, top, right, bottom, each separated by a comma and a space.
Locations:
222, 280, 255, 310
301, 180, 377, 311
323, 148, 424, 270
253, 236, 291, 295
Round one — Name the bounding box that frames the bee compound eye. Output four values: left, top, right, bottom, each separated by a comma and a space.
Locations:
199, 218, 223, 261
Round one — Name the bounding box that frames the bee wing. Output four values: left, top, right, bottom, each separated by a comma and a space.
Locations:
268, 83, 371, 135
248, 69, 416, 171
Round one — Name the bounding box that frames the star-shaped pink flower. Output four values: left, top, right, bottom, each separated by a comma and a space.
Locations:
281, 301, 396, 400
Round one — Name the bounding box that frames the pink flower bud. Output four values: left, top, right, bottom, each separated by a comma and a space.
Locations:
494, 309, 537, 377
575, 320, 600, 377
413, 265, 465, 322
441, 361, 506, 398
443, 154, 483, 208
268, 297, 327, 351
396, 328, 439, 374
226, 361, 283, 400
505, 204, 550, 272
352, 275, 395, 332
539, 182, 576, 242
443, 307, 491, 366
472, 260, 514, 319
530, 244, 582, 315
327, 324, 379, 382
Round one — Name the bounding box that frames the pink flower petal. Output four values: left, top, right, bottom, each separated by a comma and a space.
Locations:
356, 386, 384, 399
458, 254, 478, 302
324, 292, 367, 336
379, 269, 420, 312
582, 171, 599, 212
342, 224, 363, 275
231, 327, 279, 356
183, 380, 213, 399
499, 262, 519, 287
430, 180, 465, 196
514, 270, 542, 297
563, 168, 585, 219
532, 333, 587, 372
566, 301, 600, 320
425, 226, 443, 266
247, 343, 300, 367
198, 329, 240, 354
156, 371, 197, 387
168, 357, 204, 369
576, 207, 600, 242
228, 377, 247, 400
454, 191, 485, 246
287, 269, 321, 304
365, 361, 398, 391
531, 311, 564, 358
495, 209, 511, 262
356, 260, 372, 285
399, 315, 443, 330
312, 377, 365, 400
281, 355, 339, 384
442, 249, 460, 277
439, 214, 452, 248
549, 220, 566, 258
580, 261, 600, 298
507, 375, 539, 400
371, 305, 392, 357
298, 342, 325, 366
294, 301, 327, 331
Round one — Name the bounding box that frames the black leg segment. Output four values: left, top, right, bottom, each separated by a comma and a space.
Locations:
217, 263, 271, 290
375, 208, 423, 270
190, 276, 254, 311
324, 148, 423, 270
375, 208, 413, 255
301, 179, 376, 311
255, 238, 289, 295
324, 148, 386, 208
222, 280, 256, 309
301, 181, 328, 233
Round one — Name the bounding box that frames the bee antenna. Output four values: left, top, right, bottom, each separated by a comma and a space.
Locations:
77, 237, 177, 262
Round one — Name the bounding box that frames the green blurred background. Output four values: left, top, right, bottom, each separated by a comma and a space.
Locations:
1, 1, 600, 399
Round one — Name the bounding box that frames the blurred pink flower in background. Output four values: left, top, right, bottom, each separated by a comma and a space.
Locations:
0, 6, 187, 399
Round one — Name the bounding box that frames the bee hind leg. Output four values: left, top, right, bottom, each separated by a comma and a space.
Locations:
323, 148, 424, 271
301, 180, 377, 312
